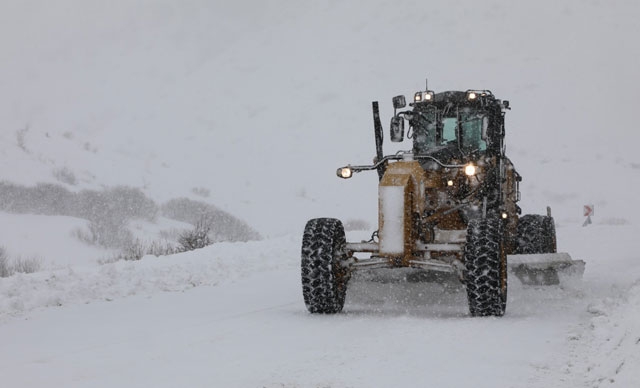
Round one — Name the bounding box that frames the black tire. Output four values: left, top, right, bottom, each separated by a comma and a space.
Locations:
516, 215, 557, 254
464, 218, 508, 317
301, 218, 350, 314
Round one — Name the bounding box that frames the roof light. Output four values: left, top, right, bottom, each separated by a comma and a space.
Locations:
467, 91, 477, 100
414, 91, 434, 103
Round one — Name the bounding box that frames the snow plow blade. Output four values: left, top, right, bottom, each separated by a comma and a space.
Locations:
507, 252, 585, 286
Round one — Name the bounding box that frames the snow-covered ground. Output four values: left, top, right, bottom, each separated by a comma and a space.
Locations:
1, 224, 639, 387
1, 0, 639, 387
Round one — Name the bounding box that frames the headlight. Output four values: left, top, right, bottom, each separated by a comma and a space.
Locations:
467, 90, 491, 101
337, 167, 353, 179
414, 91, 434, 102
464, 164, 477, 176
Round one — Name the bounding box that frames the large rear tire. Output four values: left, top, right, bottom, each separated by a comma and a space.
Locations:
516, 214, 557, 254
464, 218, 508, 317
301, 218, 350, 314
514, 214, 560, 285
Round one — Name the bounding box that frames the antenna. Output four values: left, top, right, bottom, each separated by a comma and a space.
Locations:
425, 78, 428, 91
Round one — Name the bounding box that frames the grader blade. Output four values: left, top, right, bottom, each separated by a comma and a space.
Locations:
508, 252, 585, 286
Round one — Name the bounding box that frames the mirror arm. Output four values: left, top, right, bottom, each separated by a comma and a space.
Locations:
347, 154, 467, 174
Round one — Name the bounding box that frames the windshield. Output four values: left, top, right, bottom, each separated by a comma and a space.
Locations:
412, 107, 487, 154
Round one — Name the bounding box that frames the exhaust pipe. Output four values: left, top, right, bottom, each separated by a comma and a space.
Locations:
372, 101, 386, 180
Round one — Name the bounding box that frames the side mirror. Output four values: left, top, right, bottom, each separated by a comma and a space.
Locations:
390, 116, 404, 142
392, 95, 406, 109
503, 100, 510, 110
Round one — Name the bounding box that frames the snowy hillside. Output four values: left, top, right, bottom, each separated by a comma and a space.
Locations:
1, 0, 640, 387
2, 0, 639, 236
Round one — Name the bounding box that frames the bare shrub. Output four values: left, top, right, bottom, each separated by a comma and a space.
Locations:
118, 239, 147, 261
12, 256, 42, 274
0, 247, 11, 277
177, 217, 212, 252
110, 239, 178, 262
53, 167, 77, 185
146, 240, 178, 257
0, 247, 42, 277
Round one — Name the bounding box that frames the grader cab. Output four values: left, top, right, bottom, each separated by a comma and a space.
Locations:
301, 84, 584, 317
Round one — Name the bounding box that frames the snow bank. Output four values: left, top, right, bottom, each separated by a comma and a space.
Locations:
0, 235, 299, 320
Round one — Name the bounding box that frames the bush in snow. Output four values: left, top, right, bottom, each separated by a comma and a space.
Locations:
0, 247, 10, 277
118, 239, 147, 261
0, 247, 42, 277
12, 256, 42, 274
145, 240, 179, 257
177, 216, 213, 252
109, 239, 178, 261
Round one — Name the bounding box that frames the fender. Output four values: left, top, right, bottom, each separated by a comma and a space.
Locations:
378, 160, 427, 265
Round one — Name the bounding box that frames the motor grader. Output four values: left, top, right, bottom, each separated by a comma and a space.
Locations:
301, 83, 584, 317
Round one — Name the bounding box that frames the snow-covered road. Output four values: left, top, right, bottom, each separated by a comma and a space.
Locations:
0, 269, 580, 388
1, 225, 638, 387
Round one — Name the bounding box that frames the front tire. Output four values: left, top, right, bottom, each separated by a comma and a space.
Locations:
464, 218, 508, 317
301, 218, 350, 314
